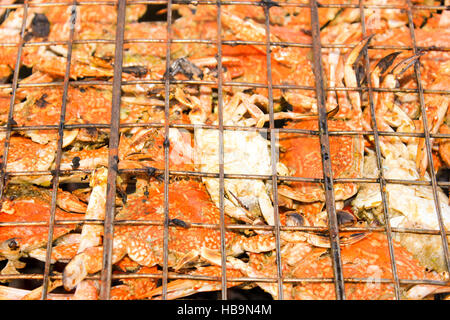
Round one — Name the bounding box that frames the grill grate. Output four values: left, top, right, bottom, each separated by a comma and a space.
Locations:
0, 0, 448, 300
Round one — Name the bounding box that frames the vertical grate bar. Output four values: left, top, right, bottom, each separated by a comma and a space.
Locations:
262, 2, 284, 300
161, 0, 173, 301
405, 0, 450, 274
99, 0, 127, 300
41, 1, 78, 300
309, 0, 345, 300
358, 0, 401, 299
216, 1, 229, 300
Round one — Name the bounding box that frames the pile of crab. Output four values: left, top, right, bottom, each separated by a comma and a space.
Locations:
0, 0, 449, 300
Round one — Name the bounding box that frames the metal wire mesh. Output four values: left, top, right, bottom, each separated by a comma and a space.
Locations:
0, 0, 448, 300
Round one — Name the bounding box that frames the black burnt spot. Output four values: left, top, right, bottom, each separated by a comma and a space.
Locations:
71, 156, 80, 169
36, 94, 50, 108
122, 66, 148, 77
86, 127, 98, 136
169, 218, 191, 229
31, 14, 50, 38
145, 166, 156, 177
259, 0, 280, 8
117, 187, 127, 204
125, 179, 137, 195
165, 57, 203, 80
7, 238, 19, 250
301, 29, 312, 37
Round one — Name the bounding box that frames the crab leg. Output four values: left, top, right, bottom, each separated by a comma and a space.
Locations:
29, 233, 81, 263
0, 280, 99, 300
147, 266, 244, 300
344, 35, 373, 114
201, 248, 289, 299
369, 54, 422, 159
0, 285, 31, 300
370, 52, 401, 110
62, 235, 128, 291
63, 234, 159, 290
71, 168, 108, 298
406, 283, 450, 300
28, 240, 80, 264
20, 280, 63, 300
77, 167, 108, 253
416, 74, 450, 176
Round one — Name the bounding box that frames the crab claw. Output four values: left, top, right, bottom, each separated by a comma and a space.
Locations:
416, 84, 449, 177
370, 52, 402, 107
344, 35, 374, 113
390, 52, 424, 78
372, 52, 402, 78
56, 190, 88, 214
77, 167, 108, 254
63, 237, 129, 290
62, 252, 90, 290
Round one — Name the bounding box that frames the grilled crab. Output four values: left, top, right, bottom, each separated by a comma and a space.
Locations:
142, 208, 370, 300
204, 232, 447, 300
19, 1, 146, 80
146, 266, 245, 300
0, 184, 87, 275
59, 127, 194, 176
0, 265, 159, 300
277, 119, 364, 203
276, 36, 371, 203
353, 150, 450, 273
0, 124, 193, 186
0, 136, 56, 186
9, 78, 188, 146
175, 88, 282, 226
62, 178, 278, 291
352, 51, 450, 273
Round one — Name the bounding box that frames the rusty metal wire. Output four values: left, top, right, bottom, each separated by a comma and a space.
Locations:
0, 0, 449, 300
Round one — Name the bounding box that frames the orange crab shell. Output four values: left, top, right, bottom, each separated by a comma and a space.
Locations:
60, 127, 194, 172
439, 124, 450, 169
290, 233, 443, 300
0, 136, 56, 173
111, 266, 159, 300
248, 232, 441, 300
113, 179, 235, 266
279, 202, 325, 226
28, 0, 146, 25
0, 186, 81, 252
12, 86, 112, 129
278, 119, 363, 202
